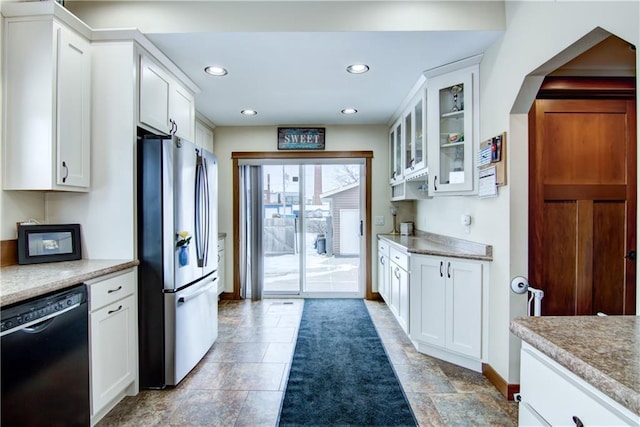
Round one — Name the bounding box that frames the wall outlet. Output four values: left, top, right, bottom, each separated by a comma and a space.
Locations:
374, 215, 385, 226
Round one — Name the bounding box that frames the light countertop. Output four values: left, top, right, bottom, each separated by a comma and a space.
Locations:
1, 259, 139, 307
510, 315, 640, 416
378, 231, 492, 261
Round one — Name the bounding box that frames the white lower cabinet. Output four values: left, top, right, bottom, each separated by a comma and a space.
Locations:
87, 269, 138, 425
377, 239, 390, 303
388, 246, 409, 333
217, 237, 225, 295
410, 254, 485, 372
518, 342, 639, 426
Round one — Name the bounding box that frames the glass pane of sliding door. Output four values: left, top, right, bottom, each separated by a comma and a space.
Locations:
262, 164, 302, 294
262, 162, 363, 297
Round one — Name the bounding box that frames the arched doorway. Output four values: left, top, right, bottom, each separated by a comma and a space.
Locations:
527, 33, 637, 315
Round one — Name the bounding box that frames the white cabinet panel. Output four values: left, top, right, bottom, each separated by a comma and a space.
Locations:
87, 269, 137, 423
196, 120, 215, 153
446, 260, 482, 357
519, 343, 638, 426
171, 85, 195, 141
3, 18, 90, 191
388, 245, 409, 333
410, 254, 484, 367
139, 54, 195, 141
426, 58, 480, 196
139, 55, 171, 134
90, 294, 136, 415
217, 237, 225, 295
410, 256, 446, 347
377, 239, 390, 303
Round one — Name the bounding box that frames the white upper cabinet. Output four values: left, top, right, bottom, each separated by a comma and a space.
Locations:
139, 54, 195, 141
3, 16, 91, 191
389, 120, 403, 184
426, 57, 480, 195
403, 90, 427, 180
195, 119, 215, 153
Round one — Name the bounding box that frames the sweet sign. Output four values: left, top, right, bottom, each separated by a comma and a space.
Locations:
277, 127, 325, 150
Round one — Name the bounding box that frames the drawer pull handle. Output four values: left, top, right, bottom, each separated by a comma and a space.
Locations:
572, 416, 584, 427
394, 267, 401, 279
440, 261, 443, 277
380, 256, 385, 265
447, 262, 451, 279
108, 305, 123, 315
107, 286, 123, 294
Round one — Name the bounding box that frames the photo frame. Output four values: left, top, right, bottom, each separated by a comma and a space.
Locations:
17, 224, 82, 265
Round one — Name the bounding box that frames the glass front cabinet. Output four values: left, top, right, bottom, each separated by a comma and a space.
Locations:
389, 120, 403, 184
426, 61, 479, 195
403, 91, 427, 180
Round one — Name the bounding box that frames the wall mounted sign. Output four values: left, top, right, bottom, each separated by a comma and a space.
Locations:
277, 127, 325, 150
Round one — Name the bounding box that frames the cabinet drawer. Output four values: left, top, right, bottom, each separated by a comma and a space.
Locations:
88, 270, 136, 312
377, 239, 390, 257
520, 344, 636, 426
389, 246, 408, 271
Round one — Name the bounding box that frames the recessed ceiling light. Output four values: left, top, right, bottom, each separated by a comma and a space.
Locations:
241, 109, 258, 116
341, 108, 358, 115
204, 65, 228, 76
346, 64, 370, 74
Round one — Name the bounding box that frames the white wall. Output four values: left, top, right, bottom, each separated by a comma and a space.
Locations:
213, 125, 391, 293
0, 14, 47, 240
46, 41, 137, 260
416, 0, 639, 384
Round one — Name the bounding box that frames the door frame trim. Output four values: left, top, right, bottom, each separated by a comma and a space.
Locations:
231, 151, 374, 300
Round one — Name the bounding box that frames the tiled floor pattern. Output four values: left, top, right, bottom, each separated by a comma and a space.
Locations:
98, 299, 518, 426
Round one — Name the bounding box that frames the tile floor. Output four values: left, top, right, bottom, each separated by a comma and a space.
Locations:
97, 299, 518, 427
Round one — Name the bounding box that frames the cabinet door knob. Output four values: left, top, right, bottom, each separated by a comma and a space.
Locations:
61, 161, 69, 183
572, 416, 584, 427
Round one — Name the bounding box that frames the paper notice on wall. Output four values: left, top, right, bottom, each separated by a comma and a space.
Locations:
478, 166, 498, 198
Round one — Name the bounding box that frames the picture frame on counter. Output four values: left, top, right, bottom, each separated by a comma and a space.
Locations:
17, 223, 82, 265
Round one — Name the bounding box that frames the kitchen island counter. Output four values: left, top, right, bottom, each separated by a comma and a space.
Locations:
511, 315, 640, 417
1, 259, 139, 307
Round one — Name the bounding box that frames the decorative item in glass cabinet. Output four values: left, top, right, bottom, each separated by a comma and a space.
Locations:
389, 205, 400, 235
453, 147, 464, 172
450, 85, 463, 112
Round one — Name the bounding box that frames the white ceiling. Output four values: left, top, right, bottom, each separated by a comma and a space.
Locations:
64, 1, 505, 127
147, 30, 503, 126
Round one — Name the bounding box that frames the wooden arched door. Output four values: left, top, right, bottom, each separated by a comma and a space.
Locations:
529, 77, 636, 315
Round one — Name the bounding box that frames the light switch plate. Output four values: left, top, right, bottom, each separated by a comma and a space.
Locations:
374, 216, 385, 226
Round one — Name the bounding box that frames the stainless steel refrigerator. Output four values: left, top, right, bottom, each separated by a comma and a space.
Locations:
137, 131, 218, 388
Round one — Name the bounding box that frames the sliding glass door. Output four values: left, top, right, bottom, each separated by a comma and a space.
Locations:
262, 162, 363, 297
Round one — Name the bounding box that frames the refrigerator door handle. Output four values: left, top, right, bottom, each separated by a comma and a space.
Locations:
195, 154, 204, 267
177, 277, 217, 304
202, 157, 210, 266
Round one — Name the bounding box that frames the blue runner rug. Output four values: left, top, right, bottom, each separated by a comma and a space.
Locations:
278, 299, 417, 426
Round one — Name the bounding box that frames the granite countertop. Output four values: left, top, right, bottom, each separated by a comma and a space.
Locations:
0, 259, 139, 307
378, 231, 493, 261
511, 316, 640, 416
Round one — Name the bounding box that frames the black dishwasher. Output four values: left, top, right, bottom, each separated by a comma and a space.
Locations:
1, 284, 90, 426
